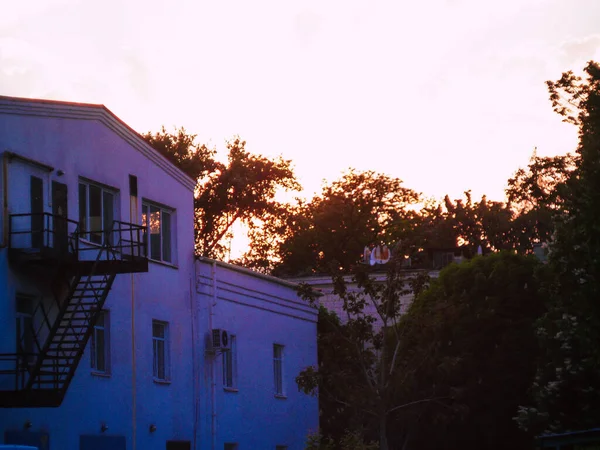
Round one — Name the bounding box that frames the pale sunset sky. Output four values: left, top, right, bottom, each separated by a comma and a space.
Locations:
1, 0, 598, 201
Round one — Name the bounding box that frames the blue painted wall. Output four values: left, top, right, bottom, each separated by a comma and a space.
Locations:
0, 98, 197, 449
196, 259, 319, 450
0, 97, 319, 450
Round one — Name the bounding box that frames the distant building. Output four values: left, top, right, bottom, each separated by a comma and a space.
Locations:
287, 247, 465, 327
0, 96, 317, 450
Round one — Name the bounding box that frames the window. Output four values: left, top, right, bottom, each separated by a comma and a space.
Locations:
152, 320, 169, 381
79, 180, 116, 245
223, 335, 237, 389
142, 202, 173, 263
91, 310, 110, 374
224, 444, 238, 450
16, 295, 35, 365
273, 344, 285, 396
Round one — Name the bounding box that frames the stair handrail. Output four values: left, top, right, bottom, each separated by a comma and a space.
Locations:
24, 222, 118, 390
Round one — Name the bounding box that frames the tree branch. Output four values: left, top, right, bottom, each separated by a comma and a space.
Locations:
386, 397, 449, 414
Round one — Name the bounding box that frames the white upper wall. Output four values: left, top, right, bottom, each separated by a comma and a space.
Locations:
0, 95, 196, 261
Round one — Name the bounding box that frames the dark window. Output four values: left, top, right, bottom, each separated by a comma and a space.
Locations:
79, 181, 116, 245
223, 335, 237, 388
273, 344, 284, 396
142, 201, 174, 263
30, 176, 44, 248
129, 174, 138, 197
16, 294, 35, 365
91, 310, 110, 374
152, 320, 169, 380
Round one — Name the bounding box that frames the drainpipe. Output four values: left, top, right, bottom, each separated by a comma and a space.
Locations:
210, 261, 218, 450
131, 271, 137, 450
2, 152, 9, 247
130, 183, 138, 450
190, 266, 199, 449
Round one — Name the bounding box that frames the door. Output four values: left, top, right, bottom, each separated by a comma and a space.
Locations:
52, 181, 68, 254
30, 176, 44, 249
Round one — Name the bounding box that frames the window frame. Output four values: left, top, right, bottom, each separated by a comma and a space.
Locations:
273, 343, 285, 397
222, 334, 237, 390
141, 200, 174, 264
90, 310, 110, 375
152, 320, 170, 382
15, 294, 35, 366
78, 179, 118, 245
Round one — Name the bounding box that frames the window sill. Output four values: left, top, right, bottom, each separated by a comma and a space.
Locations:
153, 378, 171, 385
223, 387, 239, 393
91, 371, 111, 378
274, 394, 287, 400
148, 258, 179, 270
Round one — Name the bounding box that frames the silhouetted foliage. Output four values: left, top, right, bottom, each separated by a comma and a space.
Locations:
391, 252, 545, 450
143, 128, 300, 261
274, 170, 420, 276
516, 60, 600, 435
296, 245, 439, 450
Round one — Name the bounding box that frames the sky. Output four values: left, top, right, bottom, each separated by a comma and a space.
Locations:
2, 0, 599, 202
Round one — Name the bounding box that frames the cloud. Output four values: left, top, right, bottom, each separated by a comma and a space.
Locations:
294, 10, 321, 43
559, 34, 600, 67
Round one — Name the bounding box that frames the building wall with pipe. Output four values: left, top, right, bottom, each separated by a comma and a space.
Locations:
0, 96, 197, 450
195, 258, 319, 450
0, 96, 319, 450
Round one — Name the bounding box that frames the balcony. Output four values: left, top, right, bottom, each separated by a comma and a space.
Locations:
8, 213, 148, 274
8, 213, 79, 265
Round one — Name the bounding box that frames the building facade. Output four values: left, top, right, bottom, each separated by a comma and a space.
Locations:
0, 96, 317, 450
196, 259, 318, 450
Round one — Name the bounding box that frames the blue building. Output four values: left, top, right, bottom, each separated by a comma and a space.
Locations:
195, 258, 318, 450
0, 96, 318, 450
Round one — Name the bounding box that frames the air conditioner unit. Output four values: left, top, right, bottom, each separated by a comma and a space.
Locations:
211, 329, 230, 351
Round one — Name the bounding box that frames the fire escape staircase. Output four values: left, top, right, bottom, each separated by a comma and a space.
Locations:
0, 215, 147, 407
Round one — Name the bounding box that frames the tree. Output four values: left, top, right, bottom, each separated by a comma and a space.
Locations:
516, 61, 600, 435
142, 126, 217, 180
274, 170, 420, 276
196, 137, 300, 260
296, 243, 435, 450
390, 252, 545, 450
142, 128, 301, 261
506, 150, 576, 252
415, 191, 523, 259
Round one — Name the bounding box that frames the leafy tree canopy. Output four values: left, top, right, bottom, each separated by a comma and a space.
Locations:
517, 60, 600, 435
391, 252, 545, 450
142, 128, 301, 260
274, 170, 420, 276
